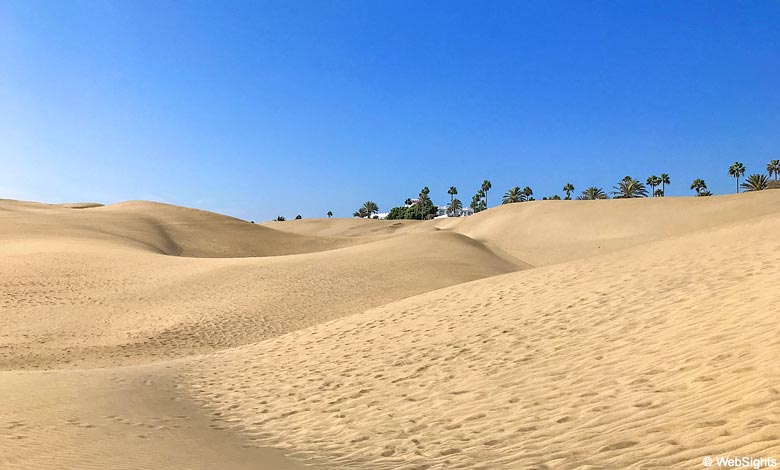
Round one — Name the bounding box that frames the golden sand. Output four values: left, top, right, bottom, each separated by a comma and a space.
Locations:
2, 191, 780, 468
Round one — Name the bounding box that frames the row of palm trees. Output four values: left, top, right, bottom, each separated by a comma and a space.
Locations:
498, 160, 778, 204
340, 159, 779, 220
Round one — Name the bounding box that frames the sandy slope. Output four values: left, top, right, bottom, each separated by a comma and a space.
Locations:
0, 365, 318, 470
1, 201, 519, 369
186, 207, 780, 469
436, 190, 780, 266
261, 217, 423, 238
2, 192, 780, 469
0, 199, 362, 257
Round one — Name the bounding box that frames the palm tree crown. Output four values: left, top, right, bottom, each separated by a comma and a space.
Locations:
361, 201, 379, 218
741, 174, 769, 192
690, 178, 708, 196
502, 186, 525, 204
481, 180, 492, 208
563, 183, 574, 200
447, 186, 458, 215
327, 211, 333, 218
448, 198, 463, 215
577, 187, 608, 200
658, 173, 670, 196
612, 176, 648, 198
767, 160, 780, 180
729, 161, 746, 193
646, 175, 662, 196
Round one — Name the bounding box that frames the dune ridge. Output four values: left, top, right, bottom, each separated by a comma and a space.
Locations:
185, 209, 780, 469
2, 192, 780, 469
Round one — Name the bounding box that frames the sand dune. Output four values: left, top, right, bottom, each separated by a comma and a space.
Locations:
261, 217, 423, 238
3, 192, 780, 469
0, 199, 361, 258
1, 200, 520, 369
186, 206, 780, 469
438, 190, 780, 266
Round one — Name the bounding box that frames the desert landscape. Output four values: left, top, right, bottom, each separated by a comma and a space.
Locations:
3, 190, 780, 469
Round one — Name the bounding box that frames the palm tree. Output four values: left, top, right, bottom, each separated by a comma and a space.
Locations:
447, 198, 463, 216
660, 173, 670, 196
654, 188, 664, 197
481, 180, 492, 208
327, 211, 333, 218
274, 216, 286, 221
577, 187, 608, 200
767, 160, 780, 180
563, 183, 574, 200
361, 201, 379, 218
471, 189, 486, 213
612, 176, 648, 198
447, 186, 458, 215
690, 178, 708, 196
741, 174, 769, 192
728, 161, 746, 193
502, 186, 524, 204
469, 194, 479, 211
522, 186, 533, 201
295, 214, 302, 219
646, 175, 662, 196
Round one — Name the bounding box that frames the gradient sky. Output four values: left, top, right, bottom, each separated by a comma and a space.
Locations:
1, 1, 778, 220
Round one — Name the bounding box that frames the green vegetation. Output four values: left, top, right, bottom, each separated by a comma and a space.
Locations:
274, 216, 286, 221
386, 187, 438, 220
729, 161, 746, 193
471, 189, 487, 213
354, 201, 379, 218
481, 180, 492, 208
659, 173, 670, 196
502, 186, 524, 204
690, 178, 709, 196
448, 198, 463, 215
577, 187, 608, 200
447, 186, 458, 215
343, 159, 778, 220
741, 174, 769, 192
767, 160, 780, 180
612, 176, 648, 198
327, 211, 333, 218
646, 175, 662, 196
563, 183, 574, 200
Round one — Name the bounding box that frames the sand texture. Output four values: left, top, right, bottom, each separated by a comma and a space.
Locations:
3, 191, 780, 469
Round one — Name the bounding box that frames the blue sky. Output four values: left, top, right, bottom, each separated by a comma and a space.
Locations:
1, 1, 778, 220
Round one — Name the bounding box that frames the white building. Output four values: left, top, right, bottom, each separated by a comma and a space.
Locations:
434, 205, 474, 218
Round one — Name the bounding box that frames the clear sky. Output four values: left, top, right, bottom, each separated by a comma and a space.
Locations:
1, 1, 778, 220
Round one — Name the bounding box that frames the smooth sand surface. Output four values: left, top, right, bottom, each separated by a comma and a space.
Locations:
3, 191, 780, 469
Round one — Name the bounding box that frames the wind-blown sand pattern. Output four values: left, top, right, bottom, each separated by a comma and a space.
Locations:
3, 191, 780, 469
